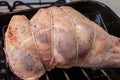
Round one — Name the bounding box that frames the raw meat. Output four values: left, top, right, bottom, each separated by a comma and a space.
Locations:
4, 6, 120, 80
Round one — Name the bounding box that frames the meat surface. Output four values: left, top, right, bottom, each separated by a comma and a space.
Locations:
4, 6, 120, 80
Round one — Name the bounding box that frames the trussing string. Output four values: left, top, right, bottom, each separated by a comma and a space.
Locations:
30, 19, 47, 71
30, 23, 41, 58
81, 22, 97, 66
48, 7, 54, 67
60, 7, 79, 64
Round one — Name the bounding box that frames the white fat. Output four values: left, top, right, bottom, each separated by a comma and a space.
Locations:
53, 48, 65, 65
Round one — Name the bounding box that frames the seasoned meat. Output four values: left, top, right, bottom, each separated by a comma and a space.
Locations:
4, 6, 120, 80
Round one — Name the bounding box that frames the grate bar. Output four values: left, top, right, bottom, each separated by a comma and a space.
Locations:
98, 12, 108, 32
100, 69, 112, 80
62, 70, 70, 80
81, 69, 91, 80
108, 20, 120, 33
2, 25, 7, 40
45, 73, 49, 80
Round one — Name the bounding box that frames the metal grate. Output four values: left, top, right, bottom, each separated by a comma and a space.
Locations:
0, 1, 12, 14
0, 9, 120, 80
0, 0, 66, 13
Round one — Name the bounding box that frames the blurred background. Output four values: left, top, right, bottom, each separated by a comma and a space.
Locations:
95, 0, 120, 17
0, 0, 119, 16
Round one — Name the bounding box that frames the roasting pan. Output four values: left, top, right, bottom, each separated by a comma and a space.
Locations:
0, 1, 120, 80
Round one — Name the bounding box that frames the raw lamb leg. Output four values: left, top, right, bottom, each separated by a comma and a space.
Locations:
4, 6, 120, 80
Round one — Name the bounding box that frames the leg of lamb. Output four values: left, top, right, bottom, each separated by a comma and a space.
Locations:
4, 6, 120, 80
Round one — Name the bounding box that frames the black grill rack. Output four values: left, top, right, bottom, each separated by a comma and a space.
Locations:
0, 1, 12, 14
0, 0, 66, 13
0, 1, 120, 80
